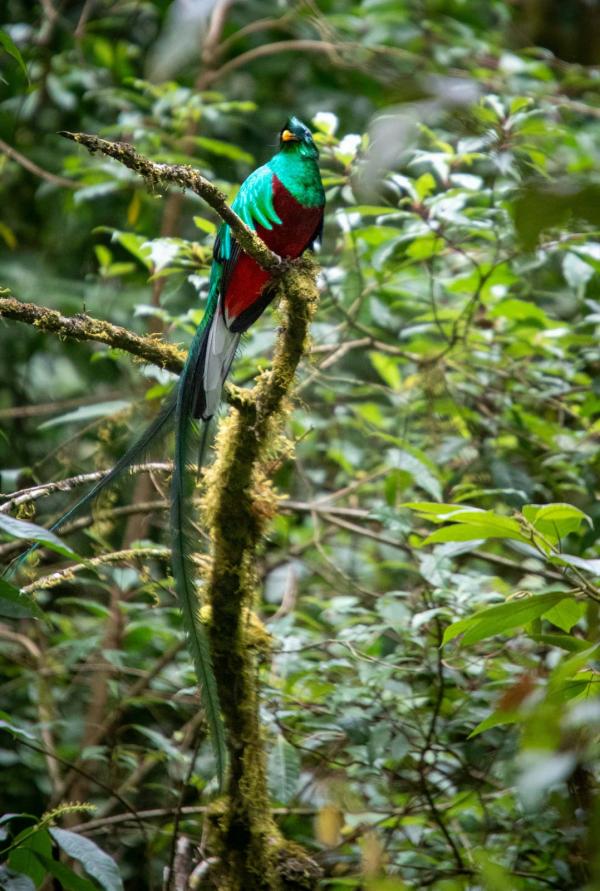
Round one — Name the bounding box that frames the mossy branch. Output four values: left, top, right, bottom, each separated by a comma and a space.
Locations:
201, 257, 322, 889
59, 130, 282, 273
0, 291, 185, 372
0, 291, 251, 412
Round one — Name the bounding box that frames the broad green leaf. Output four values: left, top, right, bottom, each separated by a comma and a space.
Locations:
406, 233, 443, 261
522, 503, 591, 539
421, 524, 490, 545
32, 854, 98, 891
544, 597, 585, 633
8, 830, 52, 888
443, 591, 570, 646
193, 215, 217, 234
49, 829, 123, 891
38, 400, 130, 430
422, 514, 526, 545
0, 578, 45, 621
0, 30, 28, 79
370, 352, 402, 390
549, 643, 600, 690
469, 710, 522, 737
0, 514, 78, 560
268, 734, 300, 804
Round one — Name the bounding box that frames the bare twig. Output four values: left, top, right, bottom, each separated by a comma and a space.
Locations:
0, 136, 78, 189
0, 390, 123, 420
200, 38, 350, 87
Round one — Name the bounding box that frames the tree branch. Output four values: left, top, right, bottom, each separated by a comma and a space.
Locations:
0, 292, 252, 412
0, 291, 185, 373
59, 130, 282, 272
0, 136, 78, 190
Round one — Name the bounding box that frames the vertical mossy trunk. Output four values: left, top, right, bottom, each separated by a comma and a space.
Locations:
202, 261, 322, 891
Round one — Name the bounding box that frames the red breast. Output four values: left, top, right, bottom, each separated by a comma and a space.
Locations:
223, 174, 322, 327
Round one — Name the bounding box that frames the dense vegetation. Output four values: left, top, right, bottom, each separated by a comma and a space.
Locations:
1, 1, 600, 889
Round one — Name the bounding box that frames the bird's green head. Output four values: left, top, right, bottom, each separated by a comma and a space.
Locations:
279, 116, 319, 159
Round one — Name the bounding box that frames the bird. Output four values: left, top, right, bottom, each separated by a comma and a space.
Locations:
11, 116, 325, 786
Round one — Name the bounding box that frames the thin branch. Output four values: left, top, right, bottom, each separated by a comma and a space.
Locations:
0, 463, 171, 514
20, 546, 173, 594
214, 13, 296, 58
69, 804, 409, 835
0, 390, 123, 420
0, 137, 78, 190
200, 38, 349, 87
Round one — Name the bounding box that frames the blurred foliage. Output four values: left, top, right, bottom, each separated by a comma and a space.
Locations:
1, 1, 600, 889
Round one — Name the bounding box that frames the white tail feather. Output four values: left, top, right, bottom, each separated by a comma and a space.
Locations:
202, 310, 240, 419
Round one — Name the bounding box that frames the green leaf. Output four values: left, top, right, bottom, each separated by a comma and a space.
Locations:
193, 136, 253, 164
0, 514, 78, 560
268, 734, 300, 804
0, 712, 37, 741
562, 251, 595, 291
401, 502, 471, 519
8, 830, 52, 888
38, 400, 130, 430
443, 591, 570, 646
0, 578, 45, 621
370, 352, 401, 390
32, 854, 98, 891
468, 710, 522, 737
530, 633, 591, 653
49, 828, 123, 891
522, 503, 591, 539
421, 510, 525, 546
0, 30, 28, 80
389, 447, 442, 501
193, 216, 217, 234
544, 597, 585, 633
549, 643, 600, 690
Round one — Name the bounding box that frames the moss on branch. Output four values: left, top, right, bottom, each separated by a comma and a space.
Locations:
59, 130, 282, 273
0, 291, 185, 373
201, 258, 321, 890
0, 290, 251, 412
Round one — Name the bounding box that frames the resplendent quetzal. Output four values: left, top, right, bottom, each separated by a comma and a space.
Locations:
14, 116, 325, 783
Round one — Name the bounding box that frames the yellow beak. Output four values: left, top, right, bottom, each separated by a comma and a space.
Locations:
281, 129, 298, 142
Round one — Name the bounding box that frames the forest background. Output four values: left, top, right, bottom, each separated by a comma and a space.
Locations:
1, 1, 600, 889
